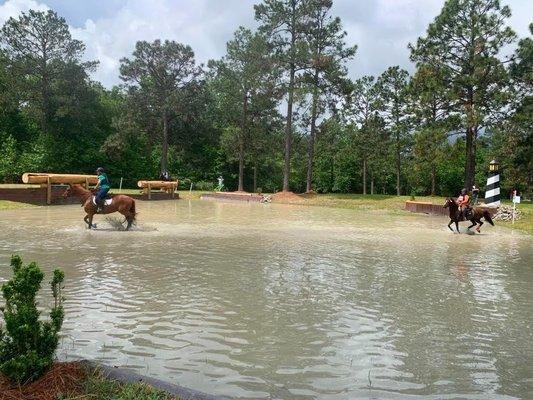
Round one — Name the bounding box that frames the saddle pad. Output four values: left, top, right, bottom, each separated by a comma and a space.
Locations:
92, 196, 113, 206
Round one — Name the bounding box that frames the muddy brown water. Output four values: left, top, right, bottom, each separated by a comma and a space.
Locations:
0, 200, 532, 399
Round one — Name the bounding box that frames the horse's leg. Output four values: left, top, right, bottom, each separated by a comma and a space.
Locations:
447, 220, 454, 232
467, 220, 476, 230
477, 220, 483, 233
84, 215, 91, 229
88, 213, 96, 229
455, 220, 460, 233
117, 206, 133, 231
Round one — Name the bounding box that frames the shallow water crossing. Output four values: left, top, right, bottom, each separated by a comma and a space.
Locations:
0, 200, 532, 399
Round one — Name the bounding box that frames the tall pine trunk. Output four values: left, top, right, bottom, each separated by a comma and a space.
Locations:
431, 165, 436, 196
306, 71, 319, 193
160, 109, 169, 174
465, 125, 476, 190
238, 96, 248, 192
396, 130, 401, 196
253, 163, 257, 193
362, 159, 367, 195
282, 3, 297, 193
41, 60, 51, 135
283, 63, 295, 192
370, 174, 374, 195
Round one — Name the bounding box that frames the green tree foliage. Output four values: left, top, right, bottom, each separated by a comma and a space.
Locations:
491, 24, 533, 195
345, 76, 388, 194
0, 133, 18, 182
0, 10, 95, 135
410, 0, 516, 190
0, 2, 529, 197
0, 9, 112, 176
120, 40, 202, 175
408, 65, 455, 195
375, 66, 410, 195
0, 255, 64, 384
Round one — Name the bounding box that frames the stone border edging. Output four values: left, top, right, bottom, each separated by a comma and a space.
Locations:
80, 360, 227, 400
201, 192, 265, 203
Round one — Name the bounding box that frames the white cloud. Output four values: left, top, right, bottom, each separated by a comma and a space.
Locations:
0, 0, 531, 88
0, 0, 48, 25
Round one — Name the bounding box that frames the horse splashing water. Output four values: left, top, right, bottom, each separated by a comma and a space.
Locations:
443, 197, 494, 233
63, 184, 137, 230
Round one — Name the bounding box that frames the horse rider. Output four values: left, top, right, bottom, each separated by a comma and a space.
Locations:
457, 188, 471, 219
94, 167, 111, 213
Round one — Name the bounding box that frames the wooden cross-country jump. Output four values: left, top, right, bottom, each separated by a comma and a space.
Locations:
22, 172, 98, 205
137, 180, 179, 200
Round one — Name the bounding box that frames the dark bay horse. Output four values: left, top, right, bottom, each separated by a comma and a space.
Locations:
443, 197, 494, 233
63, 184, 137, 230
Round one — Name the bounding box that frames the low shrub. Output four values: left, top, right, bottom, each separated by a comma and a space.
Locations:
0, 255, 65, 384
194, 180, 215, 191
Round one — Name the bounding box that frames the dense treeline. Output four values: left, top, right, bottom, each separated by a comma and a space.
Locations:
0, 0, 531, 196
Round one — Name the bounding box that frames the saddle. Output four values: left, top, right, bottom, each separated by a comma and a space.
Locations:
92, 194, 113, 207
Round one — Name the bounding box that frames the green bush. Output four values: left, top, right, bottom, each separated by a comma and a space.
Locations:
194, 180, 215, 191
0, 255, 65, 384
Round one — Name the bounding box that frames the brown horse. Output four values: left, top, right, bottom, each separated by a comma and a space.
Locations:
443, 197, 494, 233
63, 184, 137, 230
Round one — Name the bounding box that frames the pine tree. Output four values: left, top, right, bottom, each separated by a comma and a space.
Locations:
410, 0, 516, 189
209, 28, 279, 191
255, 0, 311, 192
120, 40, 201, 174
303, 0, 356, 193
0, 10, 95, 135
375, 66, 410, 196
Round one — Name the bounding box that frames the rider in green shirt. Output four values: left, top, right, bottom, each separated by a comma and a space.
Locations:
95, 167, 111, 213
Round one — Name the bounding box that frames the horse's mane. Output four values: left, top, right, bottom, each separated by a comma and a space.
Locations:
70, 184, 92, 202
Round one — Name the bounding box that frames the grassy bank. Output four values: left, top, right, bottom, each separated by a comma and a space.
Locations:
296, 193, 444, 211
497, 201, 533, 234
67, 370, 176, 400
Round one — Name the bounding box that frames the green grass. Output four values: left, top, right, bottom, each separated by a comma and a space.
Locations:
62, 370, 176, 400
497, 200, 533, 235
285, 193, 446, 211
0, 200, 36, 210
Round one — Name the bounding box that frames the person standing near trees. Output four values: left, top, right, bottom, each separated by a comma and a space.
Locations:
472, 185, 480, 205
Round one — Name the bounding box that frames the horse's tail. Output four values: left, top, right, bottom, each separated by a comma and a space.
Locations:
130, 199, 137, 221
483, 210, 495, 226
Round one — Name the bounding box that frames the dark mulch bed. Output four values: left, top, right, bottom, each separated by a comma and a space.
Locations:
0, 362, 86, 400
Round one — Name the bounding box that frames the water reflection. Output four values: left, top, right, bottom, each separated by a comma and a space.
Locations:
0, 201, 531, 399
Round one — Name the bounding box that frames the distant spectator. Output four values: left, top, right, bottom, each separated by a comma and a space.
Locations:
472, 185, 479, 204
160, 170, 171, 181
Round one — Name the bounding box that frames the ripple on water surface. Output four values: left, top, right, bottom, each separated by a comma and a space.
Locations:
0, 201, 532, 399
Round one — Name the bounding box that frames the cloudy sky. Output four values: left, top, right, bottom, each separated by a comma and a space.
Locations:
0, 0, 531, 88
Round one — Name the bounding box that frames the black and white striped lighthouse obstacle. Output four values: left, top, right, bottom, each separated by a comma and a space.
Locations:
484, 159, 500, 207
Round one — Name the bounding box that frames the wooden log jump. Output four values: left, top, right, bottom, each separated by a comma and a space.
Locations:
22, 173, 98, 204
137, 180, 179, 200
